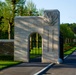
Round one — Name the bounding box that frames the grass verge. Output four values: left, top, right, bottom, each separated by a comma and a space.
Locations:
30, 47, 42, 59
64, 47, 76, 56
0, 61, 20, 70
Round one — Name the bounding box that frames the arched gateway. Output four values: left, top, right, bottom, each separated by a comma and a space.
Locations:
14, 10, 63, 63
29, 32, 42, 62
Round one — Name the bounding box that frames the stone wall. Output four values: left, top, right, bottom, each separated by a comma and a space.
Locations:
0, 41, 14, 55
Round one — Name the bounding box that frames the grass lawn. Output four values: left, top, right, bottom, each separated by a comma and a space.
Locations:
0, 61, 20, 70
64, 47, 76, 56
30, 47, 42, 59
30, 47, 76, 58
1, 47, 75, 70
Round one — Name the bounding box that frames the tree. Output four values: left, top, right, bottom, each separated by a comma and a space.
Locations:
15, 0, 26, 16
0, 1, 5, 24
2, 0, 14, 39
26, 0, 39, 16
69, 23, 76, 34
38, 9, 44, 16
1, 0, 26, 39
60, 23, 74, 43
0, 1, 8, 39
0, 0, 43, 39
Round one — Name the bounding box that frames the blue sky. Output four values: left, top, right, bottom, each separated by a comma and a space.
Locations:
1, 0, 76, 23
31, 0, 76, 23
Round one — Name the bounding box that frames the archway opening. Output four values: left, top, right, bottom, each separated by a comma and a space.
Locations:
29, 33, 42, 62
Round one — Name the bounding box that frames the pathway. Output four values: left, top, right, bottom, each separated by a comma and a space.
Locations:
0, 62, 49, 75
43, 50, 76, 75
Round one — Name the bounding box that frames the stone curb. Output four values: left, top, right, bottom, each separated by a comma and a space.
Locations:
34, 63, 54, 75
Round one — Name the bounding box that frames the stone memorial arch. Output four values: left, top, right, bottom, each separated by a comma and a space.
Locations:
14, 10, 62, 63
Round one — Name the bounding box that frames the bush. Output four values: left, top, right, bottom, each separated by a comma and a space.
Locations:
0, 55, 14, 61
63, 43, 74, 51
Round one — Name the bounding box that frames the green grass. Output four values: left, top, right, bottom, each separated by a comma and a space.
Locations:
0, 61, 20, 70
64, 47, 76, 56
30, 47, 42, 54
30, 47, 42, 59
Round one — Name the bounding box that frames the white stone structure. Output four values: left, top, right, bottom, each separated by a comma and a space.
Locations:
14, 10, 61, 63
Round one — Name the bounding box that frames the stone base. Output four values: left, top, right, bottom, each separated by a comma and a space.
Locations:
57, 58, 63, 64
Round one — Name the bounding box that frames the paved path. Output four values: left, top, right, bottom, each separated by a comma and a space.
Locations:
43, 50, 76, 75
0, 63, 49, 75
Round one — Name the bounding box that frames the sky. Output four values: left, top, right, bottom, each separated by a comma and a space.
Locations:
31, 0, 76, 24
1, 0, 76, 23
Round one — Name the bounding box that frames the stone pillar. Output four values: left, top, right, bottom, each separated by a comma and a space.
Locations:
43, 10, 61, 63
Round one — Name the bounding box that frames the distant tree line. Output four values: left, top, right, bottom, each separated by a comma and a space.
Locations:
60, 23, 76, 51
60, 23, 76, 44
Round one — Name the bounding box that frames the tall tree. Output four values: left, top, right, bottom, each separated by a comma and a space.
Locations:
16, 0, 26, 16
1, 0, 26, 39
0, 1, 6, 39
38, 9, 44, 16
60, 23, 74, 43
26, 0, 39, 16
0, 0, 44, 39
0, 1, 5, 24
2, 0, 14, 39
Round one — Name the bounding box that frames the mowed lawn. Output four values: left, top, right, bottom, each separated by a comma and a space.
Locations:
64, 47, 76, 56
30, 46, 76, 58
0, 61, 20, 70
30, 47, 42, 59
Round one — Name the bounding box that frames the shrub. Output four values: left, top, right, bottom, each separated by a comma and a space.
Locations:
0, 55, 14, 61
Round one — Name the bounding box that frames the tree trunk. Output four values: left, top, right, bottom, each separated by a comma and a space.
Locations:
36, 33, 38, 48
8, 23, 11, 39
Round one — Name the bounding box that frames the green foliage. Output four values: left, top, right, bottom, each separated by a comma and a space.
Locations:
38, 8, 44, 16
15, 0, 26, 16
0, 0, 76, 39
60, 23, 74, 39
0, 1, 5, 24
0, 0, 42, 39
60, 23, 76, 45
0, 55, 13, 61
0, 31, 8, 39
26, 0, 39, 16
